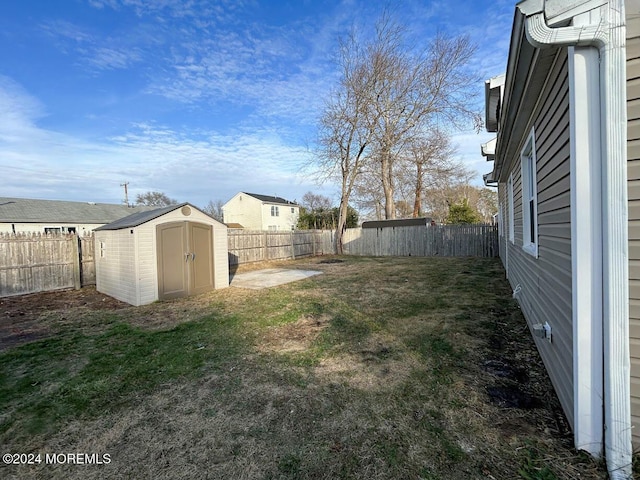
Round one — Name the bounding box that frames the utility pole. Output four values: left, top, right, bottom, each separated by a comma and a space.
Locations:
120, 182, 129, 207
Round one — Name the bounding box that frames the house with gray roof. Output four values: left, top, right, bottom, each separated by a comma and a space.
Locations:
0, 197, 153, 235
222, 192, 300, 231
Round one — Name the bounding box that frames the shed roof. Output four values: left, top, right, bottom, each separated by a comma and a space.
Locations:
0, 197, 153, 224
95, 203, 223, 231
95, 203, 188, 230
362, 218, 433, 229
242, 192, 298, 206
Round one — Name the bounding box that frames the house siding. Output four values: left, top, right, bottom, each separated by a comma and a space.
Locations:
261, 203, 299, 231
501, 49, 575, 428
223, 193, 300, 230
498, 183, 508, 271
223, 194, 264, 230
0, 222, 106, 235
626, 8, 640, 449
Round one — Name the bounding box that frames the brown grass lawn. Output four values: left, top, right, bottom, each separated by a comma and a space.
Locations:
0, 256, 615, 479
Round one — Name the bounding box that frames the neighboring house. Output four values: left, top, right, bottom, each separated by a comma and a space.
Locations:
0, 197, 153, 234
222, 192, 300, 231
483, 1, 636, 477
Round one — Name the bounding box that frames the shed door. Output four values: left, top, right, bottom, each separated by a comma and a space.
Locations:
189, 222, 214, 295
157, 221, 214, 300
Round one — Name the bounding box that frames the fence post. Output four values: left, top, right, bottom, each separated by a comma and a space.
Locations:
262, 231, 267, 261
71, 234, 81, 290
291, 231, 296, 259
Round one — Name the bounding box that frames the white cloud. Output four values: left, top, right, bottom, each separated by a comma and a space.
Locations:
0, 76, 47, 143
0, 78, 326, 205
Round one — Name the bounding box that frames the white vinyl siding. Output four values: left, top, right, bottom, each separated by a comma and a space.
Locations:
223, 194, 264, 230
223, 193, 299, 230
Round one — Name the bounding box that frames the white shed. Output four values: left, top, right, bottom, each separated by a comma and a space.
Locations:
94, 203, 228, 306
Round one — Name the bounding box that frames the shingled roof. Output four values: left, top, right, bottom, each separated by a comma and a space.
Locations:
242, 192, 298, 206
0, 197, 154, 224
94, 203, 189, 231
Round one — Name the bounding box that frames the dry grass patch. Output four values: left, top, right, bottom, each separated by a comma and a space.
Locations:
258, 313, 331, 353
0, 256, 621, 479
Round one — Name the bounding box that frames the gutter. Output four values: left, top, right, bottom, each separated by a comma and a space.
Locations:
517, 1, 631, 478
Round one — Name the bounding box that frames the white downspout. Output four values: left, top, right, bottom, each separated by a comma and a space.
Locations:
568, 43, 604, 458
518, 1, 631, 478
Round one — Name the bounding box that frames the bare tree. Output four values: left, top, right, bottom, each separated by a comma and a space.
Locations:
404, 129, 457, 217
314, 29, 377, 254
421, 163, 476, 223
352, 162, 385, 220
301, 192, 332, 211
202, 199, 224, 222
363, 16, 481, 219
135, 191, 177, 207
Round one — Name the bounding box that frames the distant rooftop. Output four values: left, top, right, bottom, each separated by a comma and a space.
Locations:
242, 192, 298, 206
362, 218, 433, 229
0, 197, 154, 224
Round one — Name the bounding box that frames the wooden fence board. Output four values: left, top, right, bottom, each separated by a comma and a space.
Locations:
342, 225, 498, 257
0, 233, 96, 297
2, 225, 496, 297
227, 230, 333, 266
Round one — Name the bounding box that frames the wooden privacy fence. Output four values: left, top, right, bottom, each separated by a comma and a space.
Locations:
227, 230, 334, 266
341, 224, 499, 258
0, 233, 95, 297
1, 226, 496, 297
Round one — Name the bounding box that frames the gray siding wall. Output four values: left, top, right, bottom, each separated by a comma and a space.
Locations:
501, 49, 575, 428
626, 9, 640, 449
498, 183, 508, 270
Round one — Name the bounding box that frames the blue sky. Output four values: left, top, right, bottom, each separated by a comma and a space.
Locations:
0, 0, 514, 208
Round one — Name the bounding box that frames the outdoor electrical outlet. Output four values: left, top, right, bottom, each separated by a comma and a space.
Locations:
532, 323, 546, 338
543, 322, 552, 342
533, 323, 553, 342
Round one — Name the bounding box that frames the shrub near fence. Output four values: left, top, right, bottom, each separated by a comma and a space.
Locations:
341, 224, 498, 258
0, 233, 95, 297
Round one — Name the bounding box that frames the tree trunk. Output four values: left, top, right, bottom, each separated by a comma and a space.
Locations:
334, 195, 350, 254
380, 149, 395, 219
413, 162, 423, 217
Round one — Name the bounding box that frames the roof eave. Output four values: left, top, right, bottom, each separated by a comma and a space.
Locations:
493, 9, 559, 183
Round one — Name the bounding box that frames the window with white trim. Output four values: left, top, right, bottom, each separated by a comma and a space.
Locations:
507, 174, 514, 243
271, 205, 279, 217
521, 128, 538, 257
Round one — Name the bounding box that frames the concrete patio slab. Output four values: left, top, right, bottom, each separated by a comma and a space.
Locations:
230, 268, 323, 290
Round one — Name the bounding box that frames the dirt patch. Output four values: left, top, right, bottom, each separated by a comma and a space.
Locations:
0, 287, 127, 351
0, 286, 229, 351
258, 313, 330, 353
